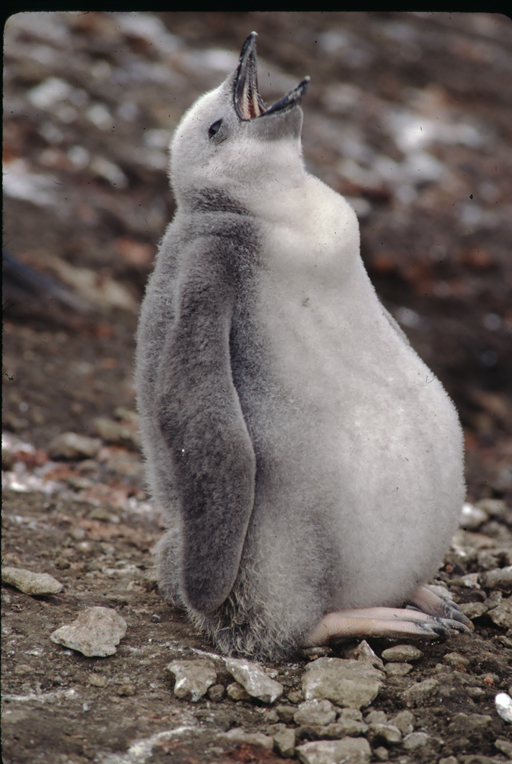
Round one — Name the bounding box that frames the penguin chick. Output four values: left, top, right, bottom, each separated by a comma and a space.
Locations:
136, 33, 471, 660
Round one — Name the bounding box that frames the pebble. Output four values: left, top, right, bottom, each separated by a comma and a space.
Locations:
381, 645, 423, 662
302, 657, 383, 709
403, 677, 439, 707
475, 498, 506, 517
93, 417, 140, 449
459, 502, 488, 530
369, 723, 402, 745
443, 652, 470, 670
487, 597, 512, 628
323, 708, 368, 738
225, 658, 284, 704
47, 432, 101, 459
481, 566, 512, 591
374, 746, 389, 761
2, 566, 63, 595
166, 659, 217, 702
273, 727, 296, 758
365, 710, 387, 724
460, 602, 488, 619
495, 692, 512, 723
207, 683, 225, 702
226, 682, 251, 701
294, 699, 337, 727
384, 662, 413, 676
342, 640, 384, 670
296, 737, 371, 764
50, 606, 127, 657
403, 731, 429, 750
218, 727, 273, 750
495, 737, 512, 757
390, 710, 415, 735
276, 704, 297, 724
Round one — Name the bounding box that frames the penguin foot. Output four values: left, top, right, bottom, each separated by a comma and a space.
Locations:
303, 601, 471, 647
407, 584, 473, 631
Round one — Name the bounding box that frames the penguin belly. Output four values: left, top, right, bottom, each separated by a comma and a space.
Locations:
236, 179, 465, 617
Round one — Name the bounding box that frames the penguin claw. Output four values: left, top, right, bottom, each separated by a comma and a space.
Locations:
407, 584, 473, 632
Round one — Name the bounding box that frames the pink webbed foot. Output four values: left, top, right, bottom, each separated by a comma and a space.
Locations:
303, 584, 472, 647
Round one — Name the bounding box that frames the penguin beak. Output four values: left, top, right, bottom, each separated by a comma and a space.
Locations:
234, 32, 310, 121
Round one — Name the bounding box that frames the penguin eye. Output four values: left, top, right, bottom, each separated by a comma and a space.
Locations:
208, 119, 223, 139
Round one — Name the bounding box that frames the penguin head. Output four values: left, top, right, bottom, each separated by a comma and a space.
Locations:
170, 32, 310, 203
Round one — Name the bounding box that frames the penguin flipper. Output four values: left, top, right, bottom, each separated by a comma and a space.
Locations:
156, 236, 256, 615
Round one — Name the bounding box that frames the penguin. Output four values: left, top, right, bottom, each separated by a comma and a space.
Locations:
135, 33, 472, 661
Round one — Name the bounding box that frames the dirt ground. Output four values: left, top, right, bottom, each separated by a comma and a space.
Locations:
2, 12, 512, 764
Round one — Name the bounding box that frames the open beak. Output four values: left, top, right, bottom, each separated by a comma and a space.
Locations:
234, 32, 310, 121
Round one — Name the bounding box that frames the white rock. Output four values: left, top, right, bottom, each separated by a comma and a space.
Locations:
459, 502, 488, 530
50, 606, 127, 657
302, 658, 383, 709
166, 659, 217, 702
296, 737, 371, 764
294, 699, 337, 727
381, 645, 423, 662
2, 567, 63, 595
403, 731, 429, 749
495, 692, 512, 723
224, 658, 283, 704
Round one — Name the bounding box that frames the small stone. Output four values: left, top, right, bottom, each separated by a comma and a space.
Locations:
495, 692, 512, 723
296, 737, 371, 764
287, 690, 303, 704
365, 710, 387, 724
93, 417, 139, 448
118, 682, 136, 696
88, 674, 107, 687
50, 606, 127, 657
381, 645, 423, 662
443, 652, 470, 670
374, 746, 389, 761
226, 682, 251, 701
343, 640, 384, 670
460, 602, 488, 619
390, 710, 415, 735
475, 499, 506, 517
448, 713, 493, 735
403, 731, 429, 750
2, 567, 63, 596
450, 573, 481, 589
207, 684, 225, 702
439, 758, 458, 764
403, 677, 439, 707
294, 699, 337, 727
385, 662, 413, 676
166, 659, 217, 703
302, 657, 383, 709
323, 708, 368, 738
459, 503, 488, 530
495, 737, 512, 757
369, 723, 402, 745
487, 597, 512, 628
273, 727, 296, 758
48, 432, 101, 459
219, 727, 273, 751
276, 704, 297, 724
225, 658, 283, 704
481, 567, 512, 591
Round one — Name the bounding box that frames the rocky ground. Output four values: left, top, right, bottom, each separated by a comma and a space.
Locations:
2, 12, 512, 764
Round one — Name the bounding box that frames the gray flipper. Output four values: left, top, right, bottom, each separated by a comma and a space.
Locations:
156, 235, 256, 615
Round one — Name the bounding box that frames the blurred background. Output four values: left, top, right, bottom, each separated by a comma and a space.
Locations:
3, 12, 512, 504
